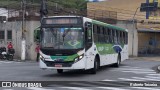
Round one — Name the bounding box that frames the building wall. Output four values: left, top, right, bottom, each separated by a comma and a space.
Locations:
0, 21, 40, 60
87, 0, 150, 56
115, 21, 138, 56
138, 32, 160, 54
87, 0, 146, 20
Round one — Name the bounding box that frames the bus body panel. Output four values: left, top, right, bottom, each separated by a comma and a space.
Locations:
39, 16, 129, 71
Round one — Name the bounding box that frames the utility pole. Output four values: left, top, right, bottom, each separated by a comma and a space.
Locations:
40, 0, 48, 42
40, 0, 48, 19
21, 0, 26, 60
132, 7, 140, 56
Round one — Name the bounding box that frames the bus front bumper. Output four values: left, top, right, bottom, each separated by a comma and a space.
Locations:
39, 58, 85, 70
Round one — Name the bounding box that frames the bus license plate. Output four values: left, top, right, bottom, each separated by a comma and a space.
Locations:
55, 64, 62, 67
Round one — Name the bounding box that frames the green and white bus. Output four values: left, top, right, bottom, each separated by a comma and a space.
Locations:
39, 16, 128, 74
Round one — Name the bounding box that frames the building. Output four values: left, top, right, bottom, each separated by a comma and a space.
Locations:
87, 0, 160, 56
0, 8, 40, 60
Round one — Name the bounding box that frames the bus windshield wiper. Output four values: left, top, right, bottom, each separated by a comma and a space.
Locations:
62, 29, 71, 44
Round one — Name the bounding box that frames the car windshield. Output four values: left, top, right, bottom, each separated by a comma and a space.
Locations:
41, 27, 84, 49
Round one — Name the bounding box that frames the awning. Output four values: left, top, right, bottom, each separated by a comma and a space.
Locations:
138, 28, 160, 33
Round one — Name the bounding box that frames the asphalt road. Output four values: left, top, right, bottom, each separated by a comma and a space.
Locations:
0, 59, 160, 90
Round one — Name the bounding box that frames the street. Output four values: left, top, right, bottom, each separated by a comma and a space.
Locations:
0, 58, 160, 90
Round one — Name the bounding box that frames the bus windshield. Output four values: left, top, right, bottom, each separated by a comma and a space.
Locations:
41, 27, 84, 49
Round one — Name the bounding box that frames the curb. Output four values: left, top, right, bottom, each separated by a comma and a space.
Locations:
13, 59, 37, 63
129, 57, 160, 62
158, 66, 160, 71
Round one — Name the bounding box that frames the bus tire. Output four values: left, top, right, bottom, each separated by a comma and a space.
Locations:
90, 57, 99, 74
113, 54, 121, 67
57, 69, 63, 73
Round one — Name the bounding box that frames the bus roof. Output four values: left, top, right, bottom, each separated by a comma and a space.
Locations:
43, 16, 127, 32
92, 20, 127, 32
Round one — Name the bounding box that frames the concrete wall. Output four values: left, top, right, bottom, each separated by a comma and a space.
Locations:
0, 21, 40, 60
115, 21, 138, 56
138, 32, 160, 54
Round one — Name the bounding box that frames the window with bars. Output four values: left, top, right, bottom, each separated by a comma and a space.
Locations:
0, 31, 5, 39
7, 30, 12, 40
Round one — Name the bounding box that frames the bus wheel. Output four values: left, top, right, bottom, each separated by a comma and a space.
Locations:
90, 58, 99, 74
113, 54, 121, 67
57, 69, 63, 74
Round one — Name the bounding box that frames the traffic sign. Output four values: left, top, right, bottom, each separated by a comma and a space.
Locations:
140, 2, 158, 12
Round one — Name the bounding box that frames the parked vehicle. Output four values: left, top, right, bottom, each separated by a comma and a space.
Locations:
0, 47, 15, 60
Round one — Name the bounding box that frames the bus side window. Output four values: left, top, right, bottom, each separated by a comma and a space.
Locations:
125, 32, 128, 44
93, 24, 98, 43
97, 25, 100, 43
112, 29, 115, 44
117, 30, 120, 44
108, 28, 112, 43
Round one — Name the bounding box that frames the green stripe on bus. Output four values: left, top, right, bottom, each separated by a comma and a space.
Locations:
92, 20, 126, 31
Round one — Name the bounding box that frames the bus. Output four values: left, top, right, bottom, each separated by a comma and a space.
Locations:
39, 16, 128, 74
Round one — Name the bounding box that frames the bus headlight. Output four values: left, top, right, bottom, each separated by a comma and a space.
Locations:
74, 54, 84, 63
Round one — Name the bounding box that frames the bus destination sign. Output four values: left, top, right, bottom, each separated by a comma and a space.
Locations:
43, 17, 81, 25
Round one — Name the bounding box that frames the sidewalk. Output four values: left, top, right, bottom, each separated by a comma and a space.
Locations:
130, 56, 160, 61
130, 56, 160, 73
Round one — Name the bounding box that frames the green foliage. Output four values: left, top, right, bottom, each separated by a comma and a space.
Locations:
0, 0, 87, 10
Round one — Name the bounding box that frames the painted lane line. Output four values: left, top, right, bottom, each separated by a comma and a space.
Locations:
85, 81, 125, 87
132, 77, 160, 81
101, 79, 116, 81
131, 87, 160, 90
70, 82, 130, 90
120, 66, 140, 68
60, 87, 92, 90
118, 78, 143, 81
70, 82, 96, 87
121, 71, 156, 74
97, 87, 130, 90
112, 68, 155, 71
146, 76, 160, 79
27, 87, 54, 90
48, 84, 92, 90
147, 74, 160, 76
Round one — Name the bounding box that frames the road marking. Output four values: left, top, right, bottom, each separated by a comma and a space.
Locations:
101, 79, 116, 81
97, 87, 130, 90
132, 77, 160, 81
60, 87, 92, 90
70, 82, 96, 87
146, 76, 160, 79
27, 87, 54, 90
0, 61, 22, 64
3, 89, 13, 90
48, 84, 92, 90
119, 66, 141, 68
85, 81, 126, 87
113, 68, 155, 71
68, 82, 129, 90
118, 78, 142, 81
147, 74, 160, 76
121, 71, 156, 74
131, 87, 160, 90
